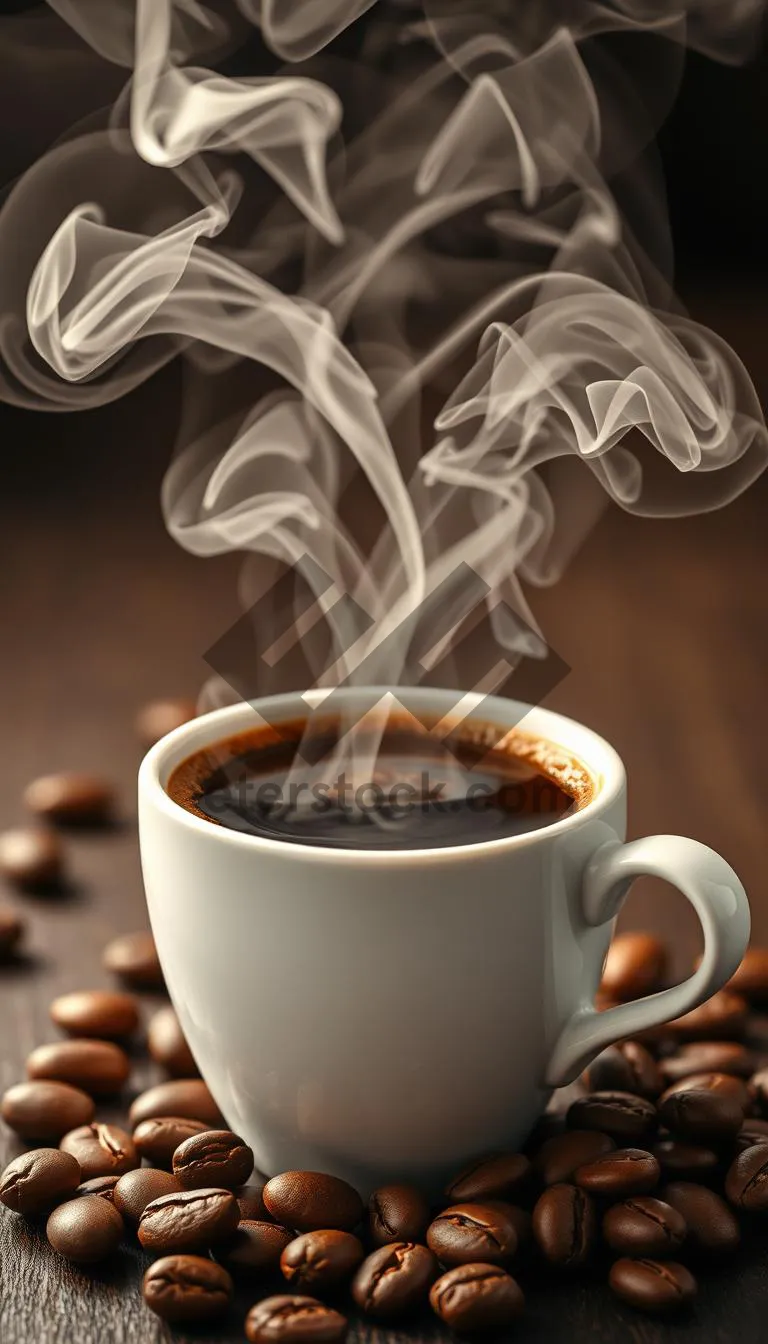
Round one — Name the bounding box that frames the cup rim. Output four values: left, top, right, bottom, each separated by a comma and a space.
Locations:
139, 689, 626, 867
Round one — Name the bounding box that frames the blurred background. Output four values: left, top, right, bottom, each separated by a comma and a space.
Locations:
1, 6, 767, 977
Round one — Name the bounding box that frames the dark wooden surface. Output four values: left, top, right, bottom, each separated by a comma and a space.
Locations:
2, 282, 768, 1339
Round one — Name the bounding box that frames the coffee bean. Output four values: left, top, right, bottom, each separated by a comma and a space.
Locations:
444, 1152, 531, 1204
264, 1172, 364, 1233
660, 1042, 755, 1082
143, 1254, 233, 1325
736, 1118, 768, 1153
0, 907, 25, 960
427, 1203, 518, 1268
532, 1184, 596, 1268
534, 1130, 616, 1185
138, 1187, 240, 1254
603, 1196, 686, 1257
658, 1088, 744, 1144
567, 1092, 657, 1143
525, 1113, 565, 1153
282, 1230, 365, 1289
609, 1257, 697, 1314
245, 1295, 348, 1343
662, 1182, 740, 1255
725, 1144, 768, 1210
352, 1242, 439, 1319
113, 1168, 181, 1226
667, 990, 748, 1040
102, 931, 164, 990
1, 1080, 95, 1141
652, 1139, 720, 1179
129, 1079, 223, 1129
24, 773, 115, 826
586, 1042, 662, 1099
660, 1071, 752, 1113
46, 1195, 124, 1263
75, 1175, 121, 1201
217, 1220, 294, 1275
600, 933, 667, 1001
0, 1149, 80, 1215
0, 827, 63, 887
236, 1178, 270, 1221
27, 1039, 130, 1096
173, 1129, 253, 1191
429, 1263, 525, 1332
133, 1116, 210, 1168
369, 1183, 430, 1246
50, 990, 139, 1040
574, 1148, 660, 1197
136, 698, 198, 748
147, 1005, 198, 1077
726, 947, 768, 1003
748, 1068, 768, 1117
60, 1123, 139, 1180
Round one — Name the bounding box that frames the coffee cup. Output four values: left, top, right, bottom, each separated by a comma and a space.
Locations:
138, 687, 749, 1192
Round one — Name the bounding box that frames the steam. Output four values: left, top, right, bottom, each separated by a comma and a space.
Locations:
1, 0, 767, 780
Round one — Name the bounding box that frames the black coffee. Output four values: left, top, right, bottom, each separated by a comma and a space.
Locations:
167, 714, 593, 850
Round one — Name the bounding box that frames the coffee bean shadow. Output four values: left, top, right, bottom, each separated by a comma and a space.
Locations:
8, 876, 88, 907
0, 949, 49, 978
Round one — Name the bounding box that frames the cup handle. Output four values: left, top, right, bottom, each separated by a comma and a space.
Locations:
545, 835, 750, 1086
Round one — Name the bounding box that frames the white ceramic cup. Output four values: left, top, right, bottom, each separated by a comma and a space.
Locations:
138, 688, 750, 1194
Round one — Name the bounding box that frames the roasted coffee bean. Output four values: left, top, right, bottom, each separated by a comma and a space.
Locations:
532, 1184, 596, 1268
264, 1171, 364, 1233
369, 1183, 430, 1246
147, 1005, 198, 1077
217, 1220, 294, 1275
726, 947, 768, 1003
0, 1149, 80, 1214
352, 1242, 439, 1319
600, 933, 667, 1001
27, 1038, 130, 1097
113, 1168, 181, 1226
0, 827, 63, 887
658, 1088, 744, 1144
129, 1079, 223, 1129
574, 1148, 660, 1197
46, 1195, 124, 1263
427, 1203, 518, 1268
138, 1187, 240, 1254
660, 1041, 755, 1082
136, 698, 198, 749
586, 1042, 662, 1099
534, 1129, 615, 1186
735, 1118, 768, 1153
609, 1257, 697, 1314
430, 1263, 525, 1332
662, 1182, 740, 1255
0, 906, 25, 959
660, 1071, 752, 1113
133, 1116, 210, 1168
75, 1175, 120, 1201
567, 1091, 657, 1143
602, 1196, 686, 1257
501, 1204, 532, 1250
50, 990, 139, 1040
748, 1069, 768, 1117
25, 773, 115, 826
245, 1295, 348, 1344
143, 1254, 232, 1325
1, 1080, 94, 1141
282, 1230, 365, 1290
652, 1139, 720, 1180
444, 1152, 531, 1203
102, 931, 164, 990
60, 1123, 139, 1181
667, 990, 748, 1040
725, 1144, 768, 1211
236, 1178, 270, 1222
173, 1129, 254, 1191
524, 1113, 565, 1153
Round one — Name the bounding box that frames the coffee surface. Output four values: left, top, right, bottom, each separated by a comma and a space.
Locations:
167, 714, 593, 850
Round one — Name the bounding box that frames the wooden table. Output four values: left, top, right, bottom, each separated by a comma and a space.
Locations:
2, 284, 768, 1340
